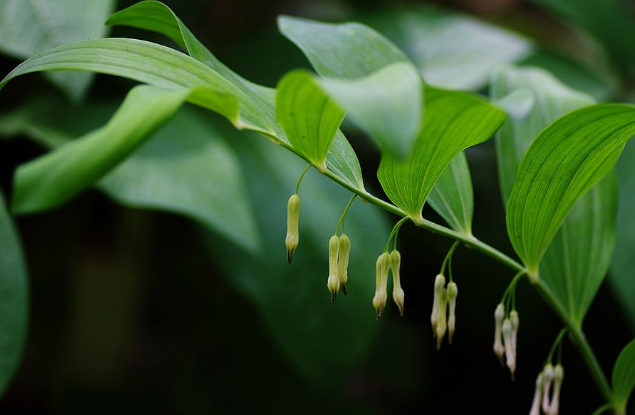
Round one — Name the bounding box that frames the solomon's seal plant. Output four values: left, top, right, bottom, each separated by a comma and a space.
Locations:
1, 1, 635, 414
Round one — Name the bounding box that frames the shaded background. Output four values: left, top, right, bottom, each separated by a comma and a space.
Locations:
0, 0, 634, 414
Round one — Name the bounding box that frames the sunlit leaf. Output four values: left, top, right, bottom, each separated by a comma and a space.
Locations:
0, 0, 116, 100
426, 153, 473, 235
612, 338, 635, 412
0, 190, 28, 396
492, 65, 617, 324
11, 85, 196, 213
206, 127, 390, 386
506, 104, 635, 278
377, 86, 506, 221
276, 70, 345, 172
365, 6, 532, 91
278, 15, 422, 156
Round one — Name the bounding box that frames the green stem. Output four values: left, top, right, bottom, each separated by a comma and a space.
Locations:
280, 143, 611, 406
592, 404, 615, 415
533, 281, 613, 404
294, 164, 312, 194
335, 195, 357, 234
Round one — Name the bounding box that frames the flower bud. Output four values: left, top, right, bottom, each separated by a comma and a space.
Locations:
337, 233, 351, 295
529, 373, 543, 415
542, 363, 555, 414
285, 193, 301, 263
447, 281, 458, 344
502, 318, 515, 378
435, 289, 448, 350
511, 309, 520, 359
327, 235, 340, 301
493, 303, 505, 366
549, 364, 564, 415
372, 253, 390, 319
390, 250, 405, 316
431, 274, 446, 335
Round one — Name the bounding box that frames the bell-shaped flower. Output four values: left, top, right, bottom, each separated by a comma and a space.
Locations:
285, 193, 301, 263
337, 233, 351, 295
326, 235, 340, 301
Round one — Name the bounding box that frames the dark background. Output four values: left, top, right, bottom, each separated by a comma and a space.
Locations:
0, 0, 633, 414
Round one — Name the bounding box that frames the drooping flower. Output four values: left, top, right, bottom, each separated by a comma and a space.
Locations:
435, 288, 449, 350
502, 318, 516, 378
529, 373, 543, 415
285, 193, 301, 263
493, 303, 505, 365
326, 235, 340, 301
447, 281, 458, 344
337, 233, 351, 295
431, 274, 446, 335
372, 253, 390, 319
390, 250, 405, 316
542, 363, 555, 414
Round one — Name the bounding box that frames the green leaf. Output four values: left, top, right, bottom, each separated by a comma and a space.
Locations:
612, 338, 635, 411
206, 128, 390, 386
106, 1, 364, 189
0, 97, 261, 254
611, 140, 635, 329
492, 65, 617, 324
426, 153, 474, 235
377, 86, 506, 221
0, 190, 28, 396
540, 173, 618, 325
491, 66, 594, 204
364, 6, 532, 91
318, 62, 422, 157
0, 4, 364, 191
11, 85, 194, 213
276, 70, 345, 172
506, 104, 635, 278
278, 15, 422, 156
98, 109, 261, 254
0, 0, 116, 100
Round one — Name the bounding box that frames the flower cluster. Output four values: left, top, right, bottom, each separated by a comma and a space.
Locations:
372, 250, 404, 319
493, 303, 520, 378
431, 274, 458, 349
529, 363, 564, 415
326, 233, 352, 300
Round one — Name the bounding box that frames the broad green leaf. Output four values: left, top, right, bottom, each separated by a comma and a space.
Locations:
611, 140, 635, 329
0, 97, 261, 254
540, 173, 618, 325
0, 0, 116, 100
377, 86, 506, 221
491, 66, 594, 204
276, 70, 345, 172
319, 62, 422, 157
612, 338, 635, 411
0, 36, 364, 190
506, 104, 635, 278
11, 85, 194, 213
0, 190, 28, 396
278, 15, 422, 156
206, 127, 390, 386
492, 65, 616, 324
106, 1, 363, 189
99, 110, 261, 255
426, 153, 473, 235
365, 6, 532, 91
